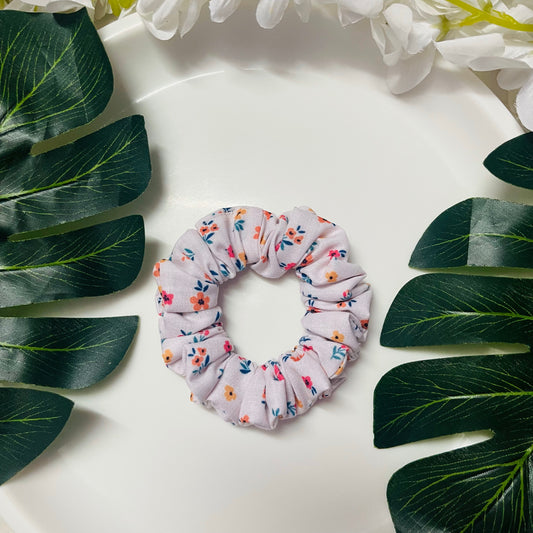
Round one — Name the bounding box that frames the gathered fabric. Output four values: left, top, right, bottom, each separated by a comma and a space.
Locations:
154, 206, 372, 429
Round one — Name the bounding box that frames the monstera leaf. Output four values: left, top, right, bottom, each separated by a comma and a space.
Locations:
0, 10, 151, 484
376, 138, 533, 532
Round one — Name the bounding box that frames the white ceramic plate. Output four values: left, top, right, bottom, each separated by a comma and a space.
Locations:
0, 8, 528, 533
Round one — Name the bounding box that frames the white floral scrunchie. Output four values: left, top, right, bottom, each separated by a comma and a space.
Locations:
154, 206, 372, 429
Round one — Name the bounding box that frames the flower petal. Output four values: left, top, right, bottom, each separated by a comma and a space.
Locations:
256, 0, 289, 29
383, 3, 413, 51
294, 0, 311, 23
435, 34, 505, 68
137, 0, 181, 39
516, 72, 533, 131
179, 0, 207, 36
497, 68, 532, 91
386, 43, 435, 94
337, 0, 382, 26
209, 0, 240, 22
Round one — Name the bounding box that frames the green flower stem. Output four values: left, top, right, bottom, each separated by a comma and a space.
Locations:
445, 0, 533, 32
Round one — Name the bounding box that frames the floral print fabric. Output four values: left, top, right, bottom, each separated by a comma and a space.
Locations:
154, 206, 372, 429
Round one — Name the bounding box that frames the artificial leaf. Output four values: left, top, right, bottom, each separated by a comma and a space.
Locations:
0, 10, 112, 159
0, 115, 151, 237
484, 132, 533, 189
0, 215, 144, 308
380, 273, 533, 348
409, 198, 533, 269
0, 316, 138, 388
0, 387, 72, 485
375, 354, 533, 532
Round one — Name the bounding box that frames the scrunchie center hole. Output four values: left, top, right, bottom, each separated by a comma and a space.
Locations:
219, 268, 302, 364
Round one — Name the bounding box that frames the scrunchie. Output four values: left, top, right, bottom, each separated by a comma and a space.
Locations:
154, 207, 371, 429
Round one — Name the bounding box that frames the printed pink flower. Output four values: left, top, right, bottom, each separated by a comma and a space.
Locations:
224, 340, 233, 353
328, 249, 341, 259
161, 290, 174, 306
302, 376, 313, 389
274, 364, 284, 381
227, 245, 235, 258
302, 345, 314, 352
190, 292, 210, 311
191, 355, 204, 366
284, 262, 296, 270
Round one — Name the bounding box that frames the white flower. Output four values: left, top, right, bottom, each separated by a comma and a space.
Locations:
335, 0, 383, 26
370, 2, 441, 93
209, 0, 240, 23
137, 0, 206, 38
255, 0, 312, 28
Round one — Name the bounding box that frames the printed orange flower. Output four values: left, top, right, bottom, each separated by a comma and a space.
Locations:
331, 330, 345, 343
162, 349, 173, 363
325, 271, 338, 283
190, 292, 210, 311
300, 254, 313, 267
234, 208, 247, 220
153, 262, 161, 277
190, 393, 194, 402
260, 255, 267, 263
336, 301, 347, 308
197, 347, 207, 356
318, 216, 330, 224
263, 210, 272, 220
238, 251, 247, 266
253, 226, 261, 240
291, 352, 305, 362
210, 223, 219, 232
293, 235, 303, 245
240, 415, 250, 424
335, 360, 346, 376
286, 227, 297, 239
199, 225, 210, 235
361, 319, 369, 330
224, 385, 237, 401
295, 397, 303, 409
191, 355, 204, 366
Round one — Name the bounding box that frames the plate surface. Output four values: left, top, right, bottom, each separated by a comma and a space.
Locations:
0, 8, 528, 533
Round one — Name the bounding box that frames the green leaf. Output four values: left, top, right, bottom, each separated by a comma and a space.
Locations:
0, 316, 138, 388
375, 354, 533, 532
0, 10, 112, 158
484, 132, 533, 189
0, 387, 72, 485
0, 215, 144, 308
409, 198, 533, 269
380, 273, 533, 348
0, 115, 151, 237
